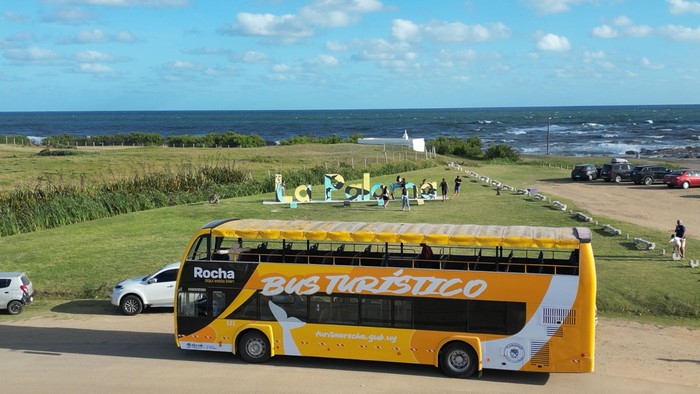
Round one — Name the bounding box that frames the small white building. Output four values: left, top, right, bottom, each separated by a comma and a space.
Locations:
358, 130, 425, 152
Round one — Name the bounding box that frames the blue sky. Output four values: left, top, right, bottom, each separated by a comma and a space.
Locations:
1, 0, 699, 111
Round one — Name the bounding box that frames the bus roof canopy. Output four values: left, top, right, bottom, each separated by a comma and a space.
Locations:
209, 219, 591, 249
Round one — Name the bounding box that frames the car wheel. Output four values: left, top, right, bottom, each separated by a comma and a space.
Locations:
644, 177, 653, 186
587, 174, 593, 181
7, 300, 23, 315
614, 175, 622, 183
239, 331, 271, 363
120, 294, 143, 315
439, 342, 478, 378
682, 181, 690, 189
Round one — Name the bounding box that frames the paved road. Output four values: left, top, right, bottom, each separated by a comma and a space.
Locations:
1, 303, 698, 394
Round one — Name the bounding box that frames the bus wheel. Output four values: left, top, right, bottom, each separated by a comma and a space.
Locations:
239, 331, 270, 363
439, 342, 477, 378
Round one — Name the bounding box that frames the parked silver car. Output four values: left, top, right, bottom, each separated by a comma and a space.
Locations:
0, 272, 34, 315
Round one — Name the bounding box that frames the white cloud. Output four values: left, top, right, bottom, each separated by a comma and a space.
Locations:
42, 7, 98, 23
424, 21, 510, 44
537, 33, 571, 52
219, 0, 384, 43
3, 12, 31, 23
221, 12, 313, 40
168, 60, 199, 70
326, 40, 349, 52
3, 46, 60, 62
667, 0, 700, 14
52, 0, 190, 7
272, 64, 290, 73
350, 39, 419, 73
60, 29, 137, 44
315, 54, 339, 67
392, 19, 421, 43
115, 31, 137, 42
6, 32, 36, 42
641, 57, 665, 70
658, 24, 700, 42
75, 50, 115, 62
230, 51, 269, 64
613, 16, 633, 27
528, 0, 585, 15
592, 18, 651, 39
592, 25, 618, 38
75, 63, 114, 73
300, 0, 384, 28
583, 50, 605, 62
625, 25, 653, 38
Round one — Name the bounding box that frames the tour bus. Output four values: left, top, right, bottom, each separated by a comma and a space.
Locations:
174, 218, 596, 378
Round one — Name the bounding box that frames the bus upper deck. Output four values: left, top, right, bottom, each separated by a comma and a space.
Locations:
189, 218, 592, 276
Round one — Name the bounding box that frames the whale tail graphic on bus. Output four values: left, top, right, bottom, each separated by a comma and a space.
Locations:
268, 300, 306, 356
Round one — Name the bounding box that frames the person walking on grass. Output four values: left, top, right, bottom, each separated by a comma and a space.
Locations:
453, 175, 462, 197
381, 185, 390, 209
440, 178, 448, 202
675, 219, 687, 258
401, 184, 410, 211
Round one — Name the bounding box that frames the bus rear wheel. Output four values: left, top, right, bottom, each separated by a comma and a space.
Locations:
239, 331, 270, 363
439, 342, 478, 378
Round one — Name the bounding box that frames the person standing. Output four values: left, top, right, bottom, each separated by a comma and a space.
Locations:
401, 184, 410, 211
675, 219, 687, 258
440, 178, 448, 202
381, 185, 390, 209
453, 175, 462, 197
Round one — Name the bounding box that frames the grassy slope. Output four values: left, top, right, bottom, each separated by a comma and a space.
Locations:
0, 145, 697, 326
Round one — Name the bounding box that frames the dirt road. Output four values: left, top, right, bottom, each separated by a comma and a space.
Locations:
0, 306, 698, 393
534, 176, 699, 244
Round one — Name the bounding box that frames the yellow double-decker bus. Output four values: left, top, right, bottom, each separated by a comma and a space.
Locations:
174, 218, 596, 378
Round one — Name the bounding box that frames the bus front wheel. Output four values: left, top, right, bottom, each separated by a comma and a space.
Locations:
239, 331, 271, 363
439, 342, 478, 378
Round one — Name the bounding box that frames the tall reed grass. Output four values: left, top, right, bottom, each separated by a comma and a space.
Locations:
0, 158, 439, 236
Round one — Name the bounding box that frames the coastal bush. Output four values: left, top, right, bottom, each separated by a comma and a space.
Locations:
485, 144, 520, 161
279, 133, 363, 145
429, 136, 484, 159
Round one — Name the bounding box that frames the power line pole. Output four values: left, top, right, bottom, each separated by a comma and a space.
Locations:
546, 116, 551, 155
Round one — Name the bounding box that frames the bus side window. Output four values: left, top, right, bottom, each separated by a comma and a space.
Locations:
212, 291, 226, 317
177, 291, 208, 317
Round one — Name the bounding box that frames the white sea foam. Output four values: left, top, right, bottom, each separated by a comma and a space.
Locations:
508, 130, 527, 135
602, 134, 619, 138
645, 119, 654, 124
583, 122, 603, 128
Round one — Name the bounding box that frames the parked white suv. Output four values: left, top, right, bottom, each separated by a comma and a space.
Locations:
111, 262, 179, 316
0, 272, 34, 315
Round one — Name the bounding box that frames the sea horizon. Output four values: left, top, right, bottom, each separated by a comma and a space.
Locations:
2, 104, 699, 158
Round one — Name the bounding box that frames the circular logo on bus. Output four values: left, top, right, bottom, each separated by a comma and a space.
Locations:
504, 343, 525, 363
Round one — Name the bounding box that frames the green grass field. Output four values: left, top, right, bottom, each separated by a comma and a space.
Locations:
0, 144, 697, 326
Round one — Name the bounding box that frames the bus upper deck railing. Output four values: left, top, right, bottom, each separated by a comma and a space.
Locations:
208, 244, 580, 275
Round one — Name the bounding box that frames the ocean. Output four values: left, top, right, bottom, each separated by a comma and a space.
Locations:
1, 105, 699, 157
